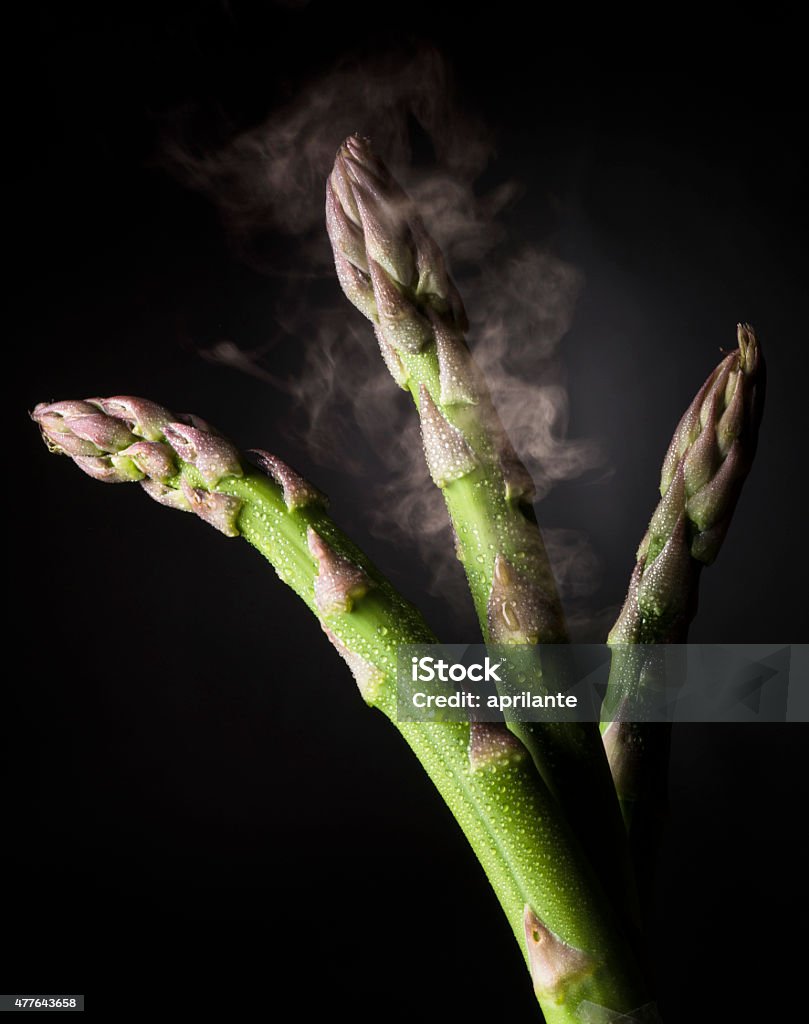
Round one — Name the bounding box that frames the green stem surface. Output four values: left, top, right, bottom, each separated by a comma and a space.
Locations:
35, 394, 652, 1020
214, 467, 649, 1020
399, 349, 637, 929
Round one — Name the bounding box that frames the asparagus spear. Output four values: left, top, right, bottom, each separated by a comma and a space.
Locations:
326, 136, 632, 917
602, 325, 765, 833
33, 395, 651, 1023
327, 134, 565, 644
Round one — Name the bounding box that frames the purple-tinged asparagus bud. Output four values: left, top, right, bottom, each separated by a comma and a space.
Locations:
368, 258, 431, 353
499, 442, 537, 504
636, 514, 695, 622
412, 219, 467, 328
417, 385, 477, 487
176, 412, 223, 435
410, 221, 456, 311
610, 324, 764, 644
61, 414, 135, 453
716, 373, 745, 456
163, 423, 243, 486
325, 180, 369, 272
89, 396, 173, 441
351, 184, 415, 287
329, 152, 361, 226
660, 371, 719, 494
468, 722, 526, 771
34, 394, 253, 536
120, 441, 177, 482
33, 400, 98, 436
674, 324, 763, 556
681, 390, 721, 497
38, 430, 104, 457
523, 907, 595, 1002
686, 440, 744, 533
737, 322, 758, 369
180, 479, 242, 537
487, 554, 561, 645
32, 402, 116, 456
307, 528, 372, 615
342, 135, 396, 189
433, 319, 478, 406
249, 450, 327, 511
332, 249, 377, 321
321, 625, 384, 703
374, 328, 409, 389
73, 454, 144, 483
343, 133, 393, 183
141, 478, 193, 512
339, 149, 385, 199
660, 326, 762, 496
326, 135, 468, 361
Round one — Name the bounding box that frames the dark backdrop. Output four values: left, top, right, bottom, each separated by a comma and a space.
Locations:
9, 5, 807, 1021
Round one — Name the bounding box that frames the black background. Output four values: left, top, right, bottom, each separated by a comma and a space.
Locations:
9, 4, 808, 1020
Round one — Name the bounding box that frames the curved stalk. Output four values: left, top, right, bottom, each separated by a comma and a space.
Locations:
33, 395, 651, 1021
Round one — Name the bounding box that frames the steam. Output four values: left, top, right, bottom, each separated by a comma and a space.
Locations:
162, 49, 490, 266
161, 47, 605, 633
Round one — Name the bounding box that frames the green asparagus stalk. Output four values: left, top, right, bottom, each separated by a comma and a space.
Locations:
33, 396, 651, 1022
327, 134, 565, 645
326, 136, 633, 919
601, 324, 765, 831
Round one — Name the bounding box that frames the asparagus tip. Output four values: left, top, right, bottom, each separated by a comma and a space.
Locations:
736, 322, 758, 374
343, 133, 373, 161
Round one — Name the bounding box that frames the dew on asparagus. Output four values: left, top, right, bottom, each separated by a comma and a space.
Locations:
418, 384, 478, 487
308, 528, 373, 615
434, 319, 478, 405
163, 422, 243, 486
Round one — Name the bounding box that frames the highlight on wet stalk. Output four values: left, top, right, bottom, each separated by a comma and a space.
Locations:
33, 133, 765, 1024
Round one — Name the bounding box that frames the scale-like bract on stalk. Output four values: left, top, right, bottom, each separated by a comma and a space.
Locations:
609, 324, 764, 648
